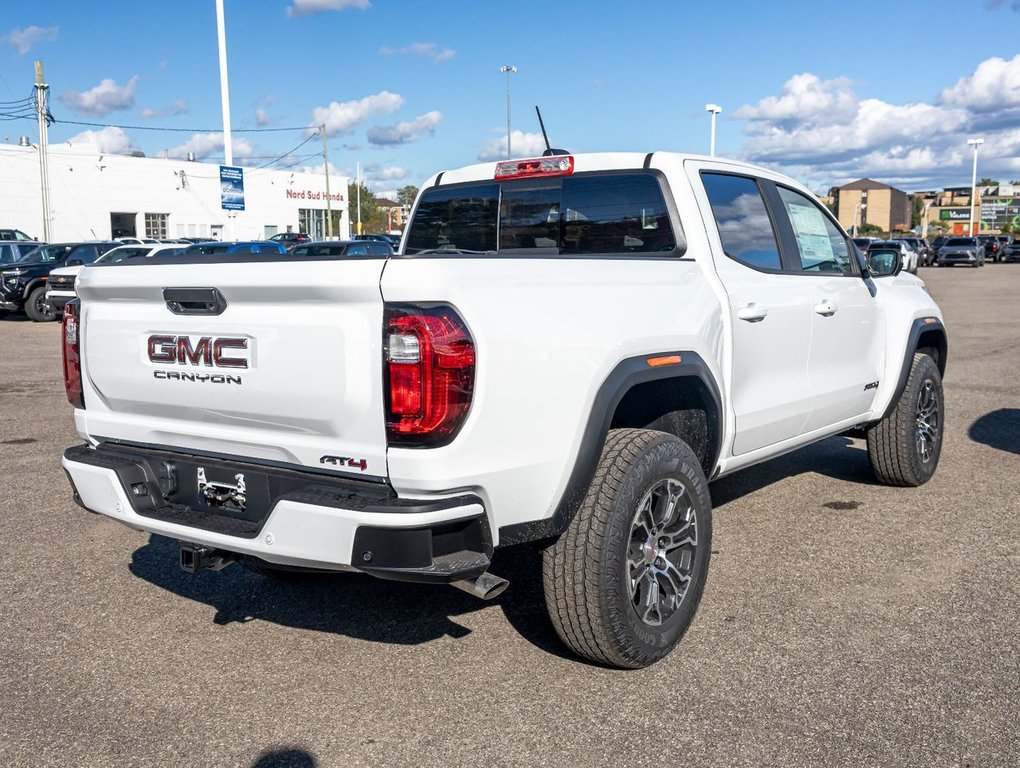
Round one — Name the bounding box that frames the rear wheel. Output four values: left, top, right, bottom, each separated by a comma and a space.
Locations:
867, 353, 944, 487
543, 428, 712, 669
25, 286, 56, 322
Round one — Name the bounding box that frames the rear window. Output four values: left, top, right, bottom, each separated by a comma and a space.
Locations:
405, 173, 677, 256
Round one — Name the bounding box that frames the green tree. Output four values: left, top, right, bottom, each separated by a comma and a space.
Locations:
978, 178, 999, 186
397, 185, 419, 208
857, 222, 883, 236
347, 181, 387, 233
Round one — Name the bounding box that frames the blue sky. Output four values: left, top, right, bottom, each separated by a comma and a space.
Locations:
2, 0, 1019, 198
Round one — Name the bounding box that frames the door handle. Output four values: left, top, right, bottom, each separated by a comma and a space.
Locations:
813, 300, 837, 317
737, 303, 768, 322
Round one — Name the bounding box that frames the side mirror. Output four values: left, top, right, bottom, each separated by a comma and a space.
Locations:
867, 250, 902, 278
66, 259, 84, 267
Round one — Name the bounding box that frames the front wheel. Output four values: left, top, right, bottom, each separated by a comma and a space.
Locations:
866, 353, 944, 486
25, 286, 57, 322
543, 428, 712, 669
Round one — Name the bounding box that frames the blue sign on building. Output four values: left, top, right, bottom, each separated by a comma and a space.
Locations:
220, 165, 245, 211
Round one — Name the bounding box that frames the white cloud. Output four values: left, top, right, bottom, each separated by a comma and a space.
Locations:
139, 98, 188, 119
309, 91, 404, 137
379, 42, 455, 63
478, 130, 550, 161
166, 132, 254, 160
363, 164, 411, 181
730, 60, 1020, 190
4, 25, 58, 54
367, 111, 442, 145
287, 0, 370, 17
60, 76, 139, 117
64, 126, 137, 155
939, 54, 1020, 111
255, 107, 272, 126
733, 73, 858, 126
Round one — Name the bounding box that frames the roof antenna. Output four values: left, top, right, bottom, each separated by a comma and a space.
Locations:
535, 105, 569, 156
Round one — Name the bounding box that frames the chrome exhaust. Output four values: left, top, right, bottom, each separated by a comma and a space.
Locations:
451, 571, 509, 600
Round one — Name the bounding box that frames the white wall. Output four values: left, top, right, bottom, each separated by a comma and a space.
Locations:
0, 143, 350, 242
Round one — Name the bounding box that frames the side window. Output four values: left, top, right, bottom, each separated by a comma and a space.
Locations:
776, 186, 856, 275
701, 173, 782, 271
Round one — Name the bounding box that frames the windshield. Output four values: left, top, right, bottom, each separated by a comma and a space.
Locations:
16, 244, 75, 265
946, 238, 976, 246
96, 246, 152, 264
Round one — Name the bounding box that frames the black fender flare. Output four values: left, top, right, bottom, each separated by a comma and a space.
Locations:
22, 277, 48, 302
880, 316, 948, 420
497, 351, 722, 547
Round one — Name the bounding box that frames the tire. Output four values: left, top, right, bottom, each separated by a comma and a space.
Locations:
866, 353, 944, 487
25, 286, 56, 322
543, 428, 712, 669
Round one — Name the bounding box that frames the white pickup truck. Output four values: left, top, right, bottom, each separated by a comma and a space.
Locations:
61, 152, 948, 668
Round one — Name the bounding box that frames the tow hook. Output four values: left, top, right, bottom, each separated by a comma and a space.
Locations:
179, 542, 234, 573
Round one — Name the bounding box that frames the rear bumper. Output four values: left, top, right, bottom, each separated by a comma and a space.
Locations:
63, 443, 491, 581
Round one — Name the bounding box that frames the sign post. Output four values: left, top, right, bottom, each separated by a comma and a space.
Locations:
220, 165, 244, 242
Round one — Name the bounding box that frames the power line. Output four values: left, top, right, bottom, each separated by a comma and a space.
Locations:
251, 131, 319, 170
53, 116, 311, 134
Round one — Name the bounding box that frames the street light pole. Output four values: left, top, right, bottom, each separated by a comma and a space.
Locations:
34, 59, 51, 242
921, 201, 932, 239
215, 0, 233, 166
705, 103, 722, 157
500, 65, 517, 159
967, 138, 984, 237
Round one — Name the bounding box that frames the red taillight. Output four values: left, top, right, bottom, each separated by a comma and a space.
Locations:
62, 299, 84, 409
494, 155, 574, 179
384, 304, 475, 447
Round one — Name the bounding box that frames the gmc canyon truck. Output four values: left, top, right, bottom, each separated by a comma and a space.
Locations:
61, 153, 948, 669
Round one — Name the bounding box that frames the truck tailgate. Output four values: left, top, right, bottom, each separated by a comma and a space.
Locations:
74, 259, 388, 480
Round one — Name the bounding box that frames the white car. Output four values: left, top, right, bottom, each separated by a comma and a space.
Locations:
869, 239, 917, 274
61, 152, 947, 668
45, 243, 185, 312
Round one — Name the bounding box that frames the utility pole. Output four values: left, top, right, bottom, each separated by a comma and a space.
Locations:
34, 60, 51, 241
500, 65, 517, 159
215, 0, 233, 166
356, 162, 362, 235
321, 124, 333, 239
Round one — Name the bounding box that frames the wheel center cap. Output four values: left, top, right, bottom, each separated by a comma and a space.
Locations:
642, 540, 658, 565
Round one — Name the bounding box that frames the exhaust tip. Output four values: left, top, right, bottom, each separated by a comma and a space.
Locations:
452, 571, 509, 600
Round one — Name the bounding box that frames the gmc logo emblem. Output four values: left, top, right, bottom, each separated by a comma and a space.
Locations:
147, 335, 249, 369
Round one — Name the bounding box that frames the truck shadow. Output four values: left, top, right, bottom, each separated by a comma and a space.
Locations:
127, 436, 875, 661
709, 435, 876, 508
968, 408, 1020, 455
129, 534, 573, 660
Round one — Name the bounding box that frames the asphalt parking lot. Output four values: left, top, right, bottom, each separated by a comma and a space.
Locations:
1, 266, 1018, 768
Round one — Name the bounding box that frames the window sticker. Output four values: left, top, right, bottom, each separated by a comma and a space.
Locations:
786, 202, 835, 263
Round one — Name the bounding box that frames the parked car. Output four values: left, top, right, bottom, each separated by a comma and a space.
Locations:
977, 235, 1004, 263
0, 241, 119, 321
892, 238, 924, 271
46, 243, 187, 313
938, 237, 985, 267
0, 228, 37, 242
354, 233, 400, 247
116, 237, 161, 246
868, 240, 917, 274
931, 235, 949, 256
180, 241, 288, 256
269, 232, 310, 248
1001, 239, 1020, 263
0, 240, 41, 266
289, 240, 393, 258
899, 237, 933, 267
852, 237, 881, 252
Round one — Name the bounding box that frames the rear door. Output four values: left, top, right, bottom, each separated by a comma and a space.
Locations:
695, 169, 815, 455
76, 256, 389, 480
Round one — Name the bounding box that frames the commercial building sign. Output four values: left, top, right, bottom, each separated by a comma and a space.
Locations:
220, 165, 245, 211
939, 208, 970, 221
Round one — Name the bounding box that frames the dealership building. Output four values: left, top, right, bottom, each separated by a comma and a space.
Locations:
0, 139, 350, 243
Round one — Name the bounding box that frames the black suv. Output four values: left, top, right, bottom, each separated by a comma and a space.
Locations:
0, 241, 118, 321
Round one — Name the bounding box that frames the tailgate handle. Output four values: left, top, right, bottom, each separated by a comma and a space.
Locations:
163, 288, 227, 315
